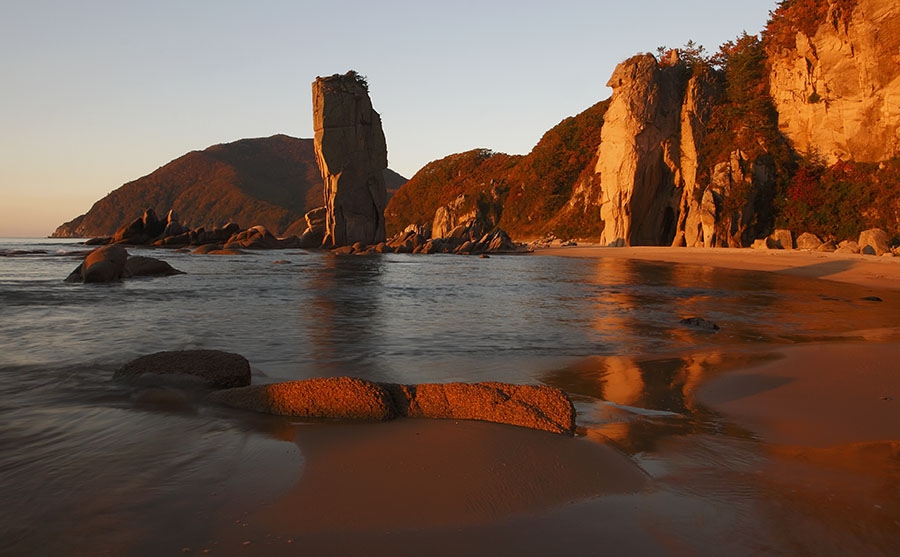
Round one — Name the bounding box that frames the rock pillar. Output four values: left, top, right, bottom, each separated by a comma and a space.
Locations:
312, 71, 388, 247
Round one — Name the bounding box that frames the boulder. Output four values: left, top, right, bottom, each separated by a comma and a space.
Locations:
123, 256, 184, 278
679, 317, 720, 331
224, 225, 279, 249
796, 232, 823, 250
818, 240, 837, 252
209, 377, 395, 421
769, 229, 794, 250
161, 216, 188, 239
858, 228, 890, 256
190, 223, 241, 246
209, 377, 576, 435
112, 208, 166, 245
312, 71, 388, 247
751, 237, 775, 250
115, 350, 251, 389
836, 240, 860, 254
79, 244, 129, 283
112, 216, 147, 245
297, 206, 328, 248
386, 225, 427, 253
385, 382, 575, 435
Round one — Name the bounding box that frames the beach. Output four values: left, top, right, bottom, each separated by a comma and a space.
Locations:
156, 247, 899, 555
3, 242, 899, 555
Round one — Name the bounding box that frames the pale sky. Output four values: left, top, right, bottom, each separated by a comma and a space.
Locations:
0, 0, 777, 237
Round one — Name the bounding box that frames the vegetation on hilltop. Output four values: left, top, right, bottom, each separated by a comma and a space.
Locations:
384, 149, 522, 236
764, 0, 856, 52
384, 100, 610, 239
501, 100, 609, 238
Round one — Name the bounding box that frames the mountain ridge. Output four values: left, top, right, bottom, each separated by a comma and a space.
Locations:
53, 134, 407, 238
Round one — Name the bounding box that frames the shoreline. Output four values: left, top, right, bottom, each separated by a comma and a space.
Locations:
5, 239, 899, 554
535, 244, 900, 291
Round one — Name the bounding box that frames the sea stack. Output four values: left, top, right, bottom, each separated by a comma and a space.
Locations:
312, 71, 388, 247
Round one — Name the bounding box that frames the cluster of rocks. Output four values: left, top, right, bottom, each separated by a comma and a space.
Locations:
87, 208, 308, 252
330, 224, 524, 256
65, 244, 183, 283
83, 202, 526, 258
115, 350, 576, 435
75, 72, 528, 259
751, 228, 898, 256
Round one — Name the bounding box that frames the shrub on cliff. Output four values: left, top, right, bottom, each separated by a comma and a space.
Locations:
384, 100, 609, 239
778, 157, 900, 240
765, 0, 856, 53
384, 149, 521, 236
501, 100, 609, 238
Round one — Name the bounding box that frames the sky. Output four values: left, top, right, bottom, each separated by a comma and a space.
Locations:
0, 0, 778, 237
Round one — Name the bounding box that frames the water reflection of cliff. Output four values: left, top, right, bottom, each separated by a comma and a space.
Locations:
543, 351, 774, 454
305, 255, 388, 379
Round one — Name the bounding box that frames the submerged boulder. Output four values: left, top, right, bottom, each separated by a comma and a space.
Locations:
679, 317, 720, 331
66, 245, 183, 283
115, 350, 251, 389
123, 256, 184, 278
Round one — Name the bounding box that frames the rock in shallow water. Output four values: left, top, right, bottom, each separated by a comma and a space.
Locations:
65, 245, 183, 283
210, 377, 395, 421
115, 350, 251, 389
679, 317, 720, 331
209, 377, 576, 435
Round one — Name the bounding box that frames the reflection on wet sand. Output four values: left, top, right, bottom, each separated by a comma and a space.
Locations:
542, 342, 900, 554
543, 351, 773, 453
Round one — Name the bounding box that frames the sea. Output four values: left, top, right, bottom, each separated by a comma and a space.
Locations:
2, 237, 898, 554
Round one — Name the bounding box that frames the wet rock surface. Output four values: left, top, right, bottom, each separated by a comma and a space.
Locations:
210, 376, 576, 434
115, 350, 252, 389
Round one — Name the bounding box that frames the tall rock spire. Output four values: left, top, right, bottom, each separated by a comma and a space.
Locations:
312, 71, 388, 247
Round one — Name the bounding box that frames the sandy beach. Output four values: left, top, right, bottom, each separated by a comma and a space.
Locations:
537, 244, 900, 291
127, 246, 898, 556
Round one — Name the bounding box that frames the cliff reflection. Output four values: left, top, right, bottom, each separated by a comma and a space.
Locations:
305, 255, 388, 378
543, 351, 774, 454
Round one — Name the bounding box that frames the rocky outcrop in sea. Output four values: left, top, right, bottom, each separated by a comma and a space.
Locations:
312, 71, 388, 248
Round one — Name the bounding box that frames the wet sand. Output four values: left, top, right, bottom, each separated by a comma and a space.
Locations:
537, 244, 900, 291
99, 247, 900, 554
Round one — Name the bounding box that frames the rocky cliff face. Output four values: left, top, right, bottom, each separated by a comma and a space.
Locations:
768, 0, 900, 163
597, 54, 686, 246
595, 54, 776, 248
312, 72, 388, 247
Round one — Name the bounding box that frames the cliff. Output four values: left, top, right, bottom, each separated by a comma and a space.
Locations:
386, 0, 900, 246
53, 135, 406, 238
767, 0, 900, 163
597, 53, 687, 247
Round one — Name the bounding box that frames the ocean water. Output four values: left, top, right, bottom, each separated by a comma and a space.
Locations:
2, 238, 899, 553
